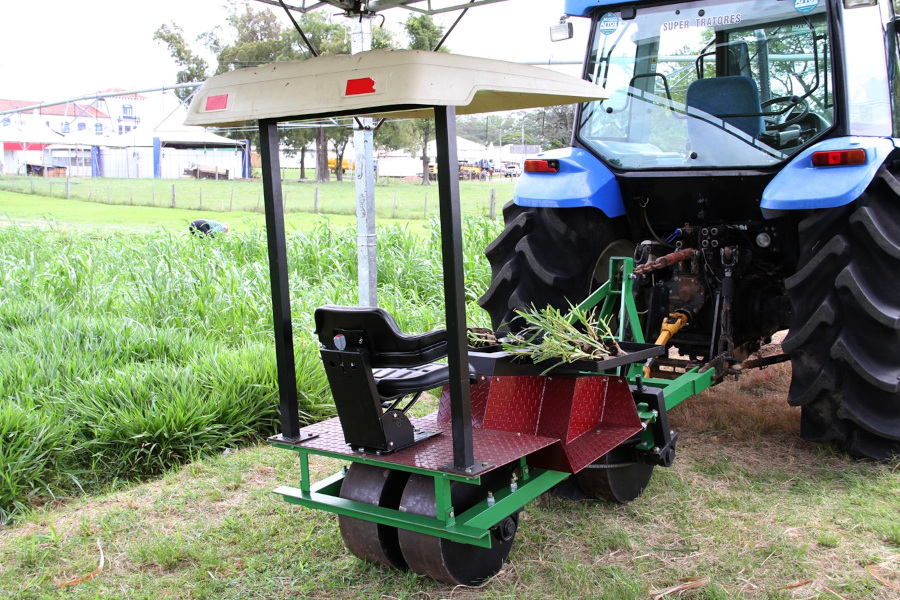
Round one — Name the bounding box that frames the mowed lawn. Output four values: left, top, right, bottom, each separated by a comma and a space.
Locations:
0, 190, 413, 234
0, 175, 517, 228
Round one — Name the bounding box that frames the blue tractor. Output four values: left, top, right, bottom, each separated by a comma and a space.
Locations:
479, 0, 900, 460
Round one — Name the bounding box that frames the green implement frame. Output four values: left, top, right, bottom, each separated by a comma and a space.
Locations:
270, 447, 569, 547
269, 255, 717, 547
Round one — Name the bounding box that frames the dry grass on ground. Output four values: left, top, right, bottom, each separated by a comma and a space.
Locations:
1, 358, 898, 599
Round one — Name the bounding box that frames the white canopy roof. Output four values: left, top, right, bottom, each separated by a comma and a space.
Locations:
185, 49, 606, 127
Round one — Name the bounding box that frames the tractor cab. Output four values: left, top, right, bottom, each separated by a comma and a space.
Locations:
576, 0, 837, 169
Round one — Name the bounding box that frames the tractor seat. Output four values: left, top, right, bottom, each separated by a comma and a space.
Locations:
373, 362, 477, 399
316, 305, 475, 399
315, 305, 448, 368
373, 363, 452, 399
685, 76, 764, 138
315, 305, 465, 453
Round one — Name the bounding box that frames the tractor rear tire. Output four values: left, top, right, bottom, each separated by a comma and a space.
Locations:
784, 165, 900, 460
478, 202, 632, 333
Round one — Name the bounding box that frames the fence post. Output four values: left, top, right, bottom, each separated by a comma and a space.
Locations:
30, 177, 34, 194
65, 175, 70, 199
314, 186, 319, 213
151, 183, 155, 206
424, 192, 428, 219
393, 191, 397, 219
199, 186, 203, 210
490, 188, 496, 220
107, 182, 111, 203
88, 178, 92, 200
229, 186, 234, 211
256, 188, 261, 212
171, 184, 176, 208
130, 184, 134, 205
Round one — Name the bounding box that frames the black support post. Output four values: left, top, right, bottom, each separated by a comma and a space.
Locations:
433, 105, 475, 470
259, 119, 301, 440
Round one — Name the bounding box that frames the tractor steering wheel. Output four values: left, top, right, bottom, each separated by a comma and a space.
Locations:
761, 96, 810, 130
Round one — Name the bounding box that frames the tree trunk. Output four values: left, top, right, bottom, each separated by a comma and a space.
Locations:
335, 147, 344, 182
299, 147, 306, 180
420, 121, 431, 186
316, 126, 330, 183
421, 153, 431, 186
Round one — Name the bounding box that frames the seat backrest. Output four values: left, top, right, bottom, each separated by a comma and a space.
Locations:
314, 305, 447, 368
685, 76, 764, 139
726, 41, 752, 78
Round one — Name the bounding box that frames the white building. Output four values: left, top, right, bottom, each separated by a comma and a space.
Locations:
0, 90, 248, 179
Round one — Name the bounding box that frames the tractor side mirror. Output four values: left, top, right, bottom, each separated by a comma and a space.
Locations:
550, 16, 574, 42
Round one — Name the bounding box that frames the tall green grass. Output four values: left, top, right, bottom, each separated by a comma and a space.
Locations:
0, 217, 500, 522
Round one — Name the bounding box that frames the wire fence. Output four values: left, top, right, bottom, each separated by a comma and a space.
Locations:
0, 174, 510, 221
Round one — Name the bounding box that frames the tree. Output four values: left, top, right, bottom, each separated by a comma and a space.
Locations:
281, 125, 315, 180
155, 5, 398, 182
201, 5, 356, 183
403, 15, 448, 185
214, 4, 285, 73
152, 23, 210, 101
279, 11, 352, 182
330, 124, 353, 181
404, 15, 445, 51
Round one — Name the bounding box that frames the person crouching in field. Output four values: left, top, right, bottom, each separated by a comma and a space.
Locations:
189, 219, 229, 237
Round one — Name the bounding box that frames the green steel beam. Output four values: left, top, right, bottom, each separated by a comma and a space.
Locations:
272, 467, 570, 548
457, 468, 569, 530
572, 280, 611, 316
642, 368, 716, 410
569, 257, 645, 344
274, 484, 493, 547
269, 441, 483, 484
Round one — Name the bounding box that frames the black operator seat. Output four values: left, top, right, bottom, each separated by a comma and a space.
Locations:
315, 305, 469, 453
315, 305, 451, 398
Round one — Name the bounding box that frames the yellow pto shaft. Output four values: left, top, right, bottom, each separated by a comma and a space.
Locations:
644, 313, 690, 377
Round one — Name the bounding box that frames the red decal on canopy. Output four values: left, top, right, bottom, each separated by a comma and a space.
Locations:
345, 77, 376, 96
205, 94, 229, 111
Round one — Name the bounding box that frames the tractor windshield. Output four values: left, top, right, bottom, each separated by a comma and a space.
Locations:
577, 0, 833, 169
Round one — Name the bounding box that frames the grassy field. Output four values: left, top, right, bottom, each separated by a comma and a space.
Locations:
0, 182, 898, 598
0, 188, 434, 235
0, 175, 515, 222
0, 367, 897, 599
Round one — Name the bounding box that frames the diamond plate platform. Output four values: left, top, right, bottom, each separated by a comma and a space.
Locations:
437, 374, 645, 474
270, 413, 559, 476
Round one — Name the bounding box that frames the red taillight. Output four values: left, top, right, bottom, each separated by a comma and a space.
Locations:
811, 149, 866, 167
524, 159, 560, 173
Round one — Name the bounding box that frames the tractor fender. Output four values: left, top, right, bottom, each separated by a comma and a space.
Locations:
514, 147, 626, 218
761, 136, 897, 214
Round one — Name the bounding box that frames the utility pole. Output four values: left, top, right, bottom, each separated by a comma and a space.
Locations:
351, 15, 377, 307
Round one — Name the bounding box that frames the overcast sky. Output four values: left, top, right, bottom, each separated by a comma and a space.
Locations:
0, 0, 589, 103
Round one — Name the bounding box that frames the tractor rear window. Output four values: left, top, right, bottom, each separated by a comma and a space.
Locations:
578, 0, 833, 169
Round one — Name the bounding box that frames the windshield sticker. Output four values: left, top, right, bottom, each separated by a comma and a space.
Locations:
794, 0, 818, 14
598, 13, 619, 35
662, 14, 742, 31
